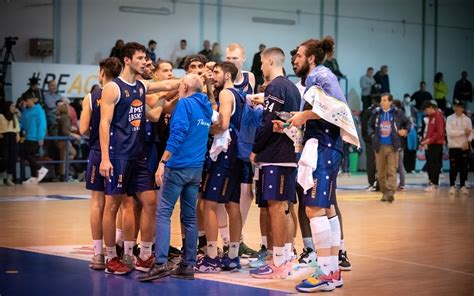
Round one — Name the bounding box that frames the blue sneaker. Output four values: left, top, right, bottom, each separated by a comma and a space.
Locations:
221, 254, 241, 271
194, 255, 221, 273
295, 271, 335, 292
249, 245, 268, 260
248, 255, 267, 268
249, 263, 289, 279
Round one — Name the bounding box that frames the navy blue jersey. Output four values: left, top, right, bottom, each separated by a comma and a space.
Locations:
227, 88, 244, 131
234, 71, 253, 95
88, 89, 102, 151
109, 77, 147, 160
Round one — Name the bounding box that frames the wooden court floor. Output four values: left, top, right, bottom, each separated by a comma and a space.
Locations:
0, 173, 473, 295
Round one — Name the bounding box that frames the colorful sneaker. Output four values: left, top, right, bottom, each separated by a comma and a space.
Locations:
295, 272, 336, 292
248, 255, 267, 268
122, 254, 135, 270
249, 263, 288, 279
135, 254, 155, 272
221, 254, 241, 271
104, 257, 131, 275
250, 245, 267, 260
239, 242, 257, 258
89, 254, 105, 270
194, 255, 221, 273
332, 269, 343, 288
168, 245, 182, 259
339, 250, 352, 271
295, 248, 318, 269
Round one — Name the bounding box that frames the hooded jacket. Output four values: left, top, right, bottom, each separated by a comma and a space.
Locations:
368, 106, 411, 152
165, 92, 213, 168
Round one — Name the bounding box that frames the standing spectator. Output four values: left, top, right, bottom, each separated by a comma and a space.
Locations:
55, 103, 78, 181
412, 81, 434, 127
146, 40, 158, 63
250, 43, 266, 90
341, 143, 351, 175
43, 80, 62, 129
171, 39, 193, 69
368, 93, 410, 202
198, 40, 212, 60
373, 65, 390, 93
404, 117, 418, 173
109, 39, 124, 58
361, 94, 380, 190
20, 97, 48, 184
446, 101, 472, 195
453, 71, 472, 103
0, 101, 20, 185
393, 99, 408, 190
324, 50, 345, 80
434, 72, 448, 112
208, 42, 222, 62
420, 101, 445, 191
402, 93, 415, 119
360, 67, 375, 111
21, 77, 43, 106
62, 97, 79, 133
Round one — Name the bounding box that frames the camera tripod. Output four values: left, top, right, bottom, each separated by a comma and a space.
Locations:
0, 39, 17, 99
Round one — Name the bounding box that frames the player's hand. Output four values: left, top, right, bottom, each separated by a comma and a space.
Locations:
249, 152, 257, 166
288, 112, 306, 127
272, 120, 285, 133
247, 93, 264, 106
155, 162, 165, 187
397, 129, 407, 137
99, 159, 113, 179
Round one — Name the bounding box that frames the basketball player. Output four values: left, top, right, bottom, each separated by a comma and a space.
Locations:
247, 47, 301, 279
195, 62, 244, 272
99, 42, 179, 275
79, 57, 122, 270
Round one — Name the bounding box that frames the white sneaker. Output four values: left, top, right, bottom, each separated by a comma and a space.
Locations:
449, 186, 456, 195
37, 167, 49, 183
424, 185, 438, 192
23, 177, 39, 184
460, 187, 469, 195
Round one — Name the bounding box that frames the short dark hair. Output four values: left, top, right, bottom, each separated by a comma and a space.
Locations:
180, 39, 187, 43
371, 93, 381, 104
434, 72, 443, 83
215, 61, 238, 81
420, 81, 426, 87
121, 42, 146, 63
183, 54, 207, 71
393, 99, 402, 108
381, 92, 393, 102
368, 67, 373, 71
148, 40, 157, 46
421, 100, 435, 110
99, 57, 122, 80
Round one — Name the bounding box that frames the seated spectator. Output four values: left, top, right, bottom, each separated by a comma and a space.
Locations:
43, 80, 62, 130
55, 102, 79, 181
109, 39, 124, 58
21, 77, 43, 106
146, 40, 158, 63
171, 39, 193, 69
209, 42, 222, 62
454, 71, 472, 103
360, 67, 375, 111
198, 40, 212, 60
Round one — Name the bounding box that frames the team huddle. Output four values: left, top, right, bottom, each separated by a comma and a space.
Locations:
80, 37, 359, 293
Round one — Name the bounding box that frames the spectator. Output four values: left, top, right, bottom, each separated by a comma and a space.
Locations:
323, 50, 345, 80
402, 93, 415, 119
109, 39, 124, 58
198, 40, 212, 60
0, 101, 20, 185
61, 97, 78, 132
21, 77, 43, 106
146, 40, 158, 63
434, 72, 448, 112
208, 42, 222, 62
412, 81, 434, 128
368, 93, 410, 202
360, 67, 375, 111
341, 143, 351, 175
171, 39, 193, 69
19, 97, 48, 184
404, 117, 418, 173
43, 80, 62, 129
56, 102, 77, 181
393, 99, 408, 190
453, 71, 472, 103
360, 94, 380, 190
446, 100, 472, 195
374, 65, 390, 93
420, 101, 445, 191
250, 43, 266, 90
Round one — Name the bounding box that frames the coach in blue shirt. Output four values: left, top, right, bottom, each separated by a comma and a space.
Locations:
139, 73, 213, 282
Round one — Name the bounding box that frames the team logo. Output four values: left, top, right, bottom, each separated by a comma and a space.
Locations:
124, 90, 130, 97
139, 87, 144, 97
128, 99, 144, 130
117, 174, 123, 188
380, 120, 391, 137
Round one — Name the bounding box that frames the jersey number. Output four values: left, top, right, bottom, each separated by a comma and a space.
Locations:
264, 100, 275, 113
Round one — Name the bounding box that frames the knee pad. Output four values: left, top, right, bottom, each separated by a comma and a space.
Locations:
328, 215, 341, 247
309, 216, 331, 249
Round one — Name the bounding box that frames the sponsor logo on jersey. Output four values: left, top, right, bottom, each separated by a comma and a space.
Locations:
129, 99, 144, 130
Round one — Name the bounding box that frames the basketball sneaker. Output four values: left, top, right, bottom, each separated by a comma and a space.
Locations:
37, 167, 48, 183
460, 186, 469, 195
295, 271, 335, 292
89, 254, 105, 270
136, 254, 155, 272
115, 244, 124, 258
449, 186, 456, 195
296, 248, 317, 269
170, 262, 194, 280
248, 255, 267, 268
104, 257, 131, 275
168, 245, 182, 259
221, 254, 241, 271
194, 255, 221, 273
332, 269, 343, 288
22, 177, 38, 184
250, 245, 267, 260
239, 242, 257, 258
339, 250, 352, 271
249, 263, 289, 279
122, 254, 135, 270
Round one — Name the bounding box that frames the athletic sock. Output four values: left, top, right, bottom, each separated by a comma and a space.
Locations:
273, 246, 286, 267
105, 246, 117, 260
93, 240, 103, 256
140, 241, 153, 260
198, 231, 207, 249
331, 255, 339, 272
228, 242, 240, 259
284, 243, 293, 261
261, 236, 268, 249
207, 241, 218, 259
318, 256, 332, 275
219, 227, 230, 247
124, 241, 134, 256
115, 229, 123, 247
303, 237, 314, 251
340, 239, 345, 252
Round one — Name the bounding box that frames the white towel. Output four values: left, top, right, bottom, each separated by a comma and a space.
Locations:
209, 129, 231, 161
297, 138, 319, 194
211, 110, 219, 123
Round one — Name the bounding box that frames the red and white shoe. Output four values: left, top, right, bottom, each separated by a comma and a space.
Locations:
332, 269, 343, 288
135, 254, 155, 272
105, 257, 131, 275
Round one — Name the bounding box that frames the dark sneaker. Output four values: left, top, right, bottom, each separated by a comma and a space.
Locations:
298, 248, 317, 266
89, 254, 105, 270
136, 254, 155, 272
133, 244, 140, 257
380, 193, 387, 202
221, 254, 241, 271
170, 262, 195, 280
168, 245, 182, 259
386, 191, 395, 202
339, 250, 352, 271
250, 245, 267, 260
239, 242, 257, 258
138, 263, 170, 282
105, 257, 131, 275
116, 244, 124, 258
194, 255, 221, 273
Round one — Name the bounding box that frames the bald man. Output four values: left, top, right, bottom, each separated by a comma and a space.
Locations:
139, 74, 214, 281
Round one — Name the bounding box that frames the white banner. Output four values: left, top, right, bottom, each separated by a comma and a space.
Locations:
12, 62, 99, 102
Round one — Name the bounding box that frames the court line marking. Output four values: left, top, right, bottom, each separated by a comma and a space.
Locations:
351, 252, 474, 277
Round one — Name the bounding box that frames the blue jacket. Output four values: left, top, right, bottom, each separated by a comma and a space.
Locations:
20, 103, 47, 141
166, 92, 213, 168
368, 106, 411, 152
